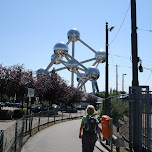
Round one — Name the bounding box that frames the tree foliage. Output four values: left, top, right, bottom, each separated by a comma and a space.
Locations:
35, 73, 83, 105
0, 64, 88, 105
0, 64, 34, 102
86, 93, 98, 106
95, 92, 105, 98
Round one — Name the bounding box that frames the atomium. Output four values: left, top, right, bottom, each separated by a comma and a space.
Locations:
51, 54, 62, 65
77, 72, 86, 82
36, 68, 48, 76
39, 28, 106, 94
54, 42, 68, 56
86, 66, 100, 80
67, 28, 80, 42
66, 60, 78, 72
95, 49, 106, 63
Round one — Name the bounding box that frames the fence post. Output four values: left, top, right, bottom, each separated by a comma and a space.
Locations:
0, 130, 4, 152
38, 113, 41, 131
110, 118, 113, 152
28, 114, 31, 137
62, 111, 63, 121
54, 110, 55, 124
47, 111, 49, 126
14, 121, 18, 152
25, 115, 27, 136
29, 114, 33, 137
19, 117, 25, 151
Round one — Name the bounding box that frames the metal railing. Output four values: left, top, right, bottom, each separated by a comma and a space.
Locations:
129, 86, 152, 152
0, 109, 86, 152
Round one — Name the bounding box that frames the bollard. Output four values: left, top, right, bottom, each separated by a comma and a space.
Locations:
0, 130, 4, 152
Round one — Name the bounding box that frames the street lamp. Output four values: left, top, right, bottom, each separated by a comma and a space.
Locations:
104, 22, 115, 115
122, 73, 126, 92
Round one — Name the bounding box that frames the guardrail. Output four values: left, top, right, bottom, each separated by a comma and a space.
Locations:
0, 109, 86, 152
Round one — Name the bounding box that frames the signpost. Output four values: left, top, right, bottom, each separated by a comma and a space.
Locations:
27, 88, 35, 114
28, 88, 35, 98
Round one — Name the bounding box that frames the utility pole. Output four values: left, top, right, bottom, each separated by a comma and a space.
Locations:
116, 65, 118, 95
130, 0, 141, 151
131, 0, 139, 87
105, 22, 110, 116
122, 73, 126, 92
104, 22, 114, 116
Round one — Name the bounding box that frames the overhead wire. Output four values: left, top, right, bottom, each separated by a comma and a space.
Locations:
109, 3, 131, 46
145, 70, 152, 85
108, 3, 131, 72
105, 2, 152, 90
109, 53, 152, 66
137, 28, 152, 33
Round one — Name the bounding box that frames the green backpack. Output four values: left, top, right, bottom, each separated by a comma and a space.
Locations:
85, 115, 98, 133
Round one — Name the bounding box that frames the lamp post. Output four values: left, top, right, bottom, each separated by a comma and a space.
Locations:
104, 22, 114, 115
122, 74, 126, 92
116, 65, 118, 95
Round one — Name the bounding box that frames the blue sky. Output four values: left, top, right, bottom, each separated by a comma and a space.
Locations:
0, 0, 152, 93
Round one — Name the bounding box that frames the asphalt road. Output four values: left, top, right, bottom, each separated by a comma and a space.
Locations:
21, 119, 101, 152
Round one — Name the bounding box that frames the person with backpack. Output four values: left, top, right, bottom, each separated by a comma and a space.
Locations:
79, 105, 101, 152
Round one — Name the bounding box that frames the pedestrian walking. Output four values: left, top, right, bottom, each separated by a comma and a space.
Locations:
79, 105, 101, 152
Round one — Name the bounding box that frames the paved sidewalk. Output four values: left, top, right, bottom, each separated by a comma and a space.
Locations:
21, 119, 102, 152
0, 120, 15, 130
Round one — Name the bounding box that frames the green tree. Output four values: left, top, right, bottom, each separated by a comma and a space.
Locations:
95, 92, 105, 98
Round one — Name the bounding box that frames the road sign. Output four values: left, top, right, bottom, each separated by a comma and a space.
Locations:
28, 88, 35, 97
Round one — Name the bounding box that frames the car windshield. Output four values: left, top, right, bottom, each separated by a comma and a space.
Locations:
32, 105, 38, 108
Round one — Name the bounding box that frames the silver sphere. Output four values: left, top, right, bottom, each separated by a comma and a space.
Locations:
54, 42, 68, 56
36, 68, 48, 76
77, 72, 86, 82
66, 60, 78, 72
86, 66, 100, 80
51, 54, 62, 65
67, 28, 80, 42
95, 49, 106, 63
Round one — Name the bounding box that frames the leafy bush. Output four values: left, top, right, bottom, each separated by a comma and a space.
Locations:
0, 110, 13, 120
0, 109, 26, 120
99, 98, 129, 125
12, 109, 24, 118
110, 99, 129, 124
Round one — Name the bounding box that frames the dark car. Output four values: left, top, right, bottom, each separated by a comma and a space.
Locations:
0, 102, 6, 107
52, 104, 60, 110
31, 105, 47, 113
61, 106, 77, 113
76, 105, 85, 110
39, 105, 48, 111
31, 105, 39, 113
5, 102, 13, 107
120, 94, 129, 100
13, 103, 22, 108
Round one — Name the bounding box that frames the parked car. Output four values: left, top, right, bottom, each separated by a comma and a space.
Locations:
76, 105, 85, 110
119, 94, 129, 100
31, 105, 47, 113
0, 102, 6, 107
31, 105, 40, 113
61, 106, 77, 113
5, 102, 13, 107
52, 104, 60, 110
13, 103, 22, 108
39, 105, 48, 111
